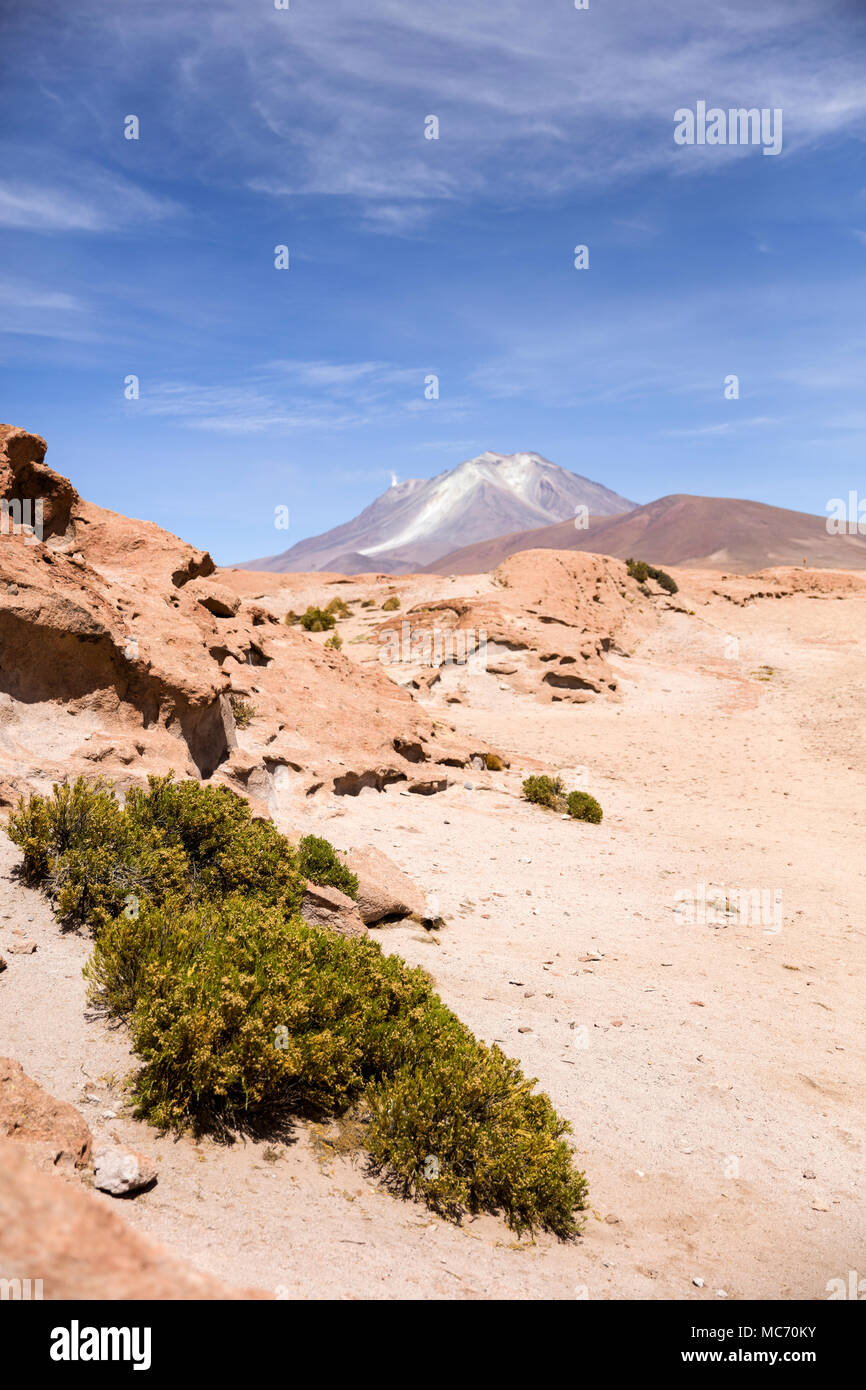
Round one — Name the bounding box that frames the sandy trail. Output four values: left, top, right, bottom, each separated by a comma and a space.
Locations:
1, 581, 863, 1300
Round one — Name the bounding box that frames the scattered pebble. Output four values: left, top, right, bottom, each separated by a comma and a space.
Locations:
692, 1277, 705, 1288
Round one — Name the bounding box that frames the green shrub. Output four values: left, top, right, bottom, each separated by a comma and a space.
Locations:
8, 777, 121, 882
626, 557, 678, 594
325, 597, 351, 619
125, 776, 306, 916
7, 778, 188, 931
626, 557, 649, 583
324, 632, 343, 651
229, 695, 255, 729
284, 610, 300, 626
650, 565, 678, 595
381, 595, 401, 612
10, 775, 589, 1238
522, 774, 564, 809
299, 606, 336, 632
84, 892, 586, 1234
566, 790, 603, 824
485, 753, 505, 771
296, 835, 358, 899
105, 897, 439, 1131
366, 1021, 587, 1237
7, 775, 332, 928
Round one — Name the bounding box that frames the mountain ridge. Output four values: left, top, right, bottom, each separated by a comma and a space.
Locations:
422, 493, 866, 575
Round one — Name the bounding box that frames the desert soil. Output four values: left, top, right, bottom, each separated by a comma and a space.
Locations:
1, 577, 864, 1300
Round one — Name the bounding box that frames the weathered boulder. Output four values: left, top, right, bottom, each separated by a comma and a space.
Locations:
339, 845, 430, 925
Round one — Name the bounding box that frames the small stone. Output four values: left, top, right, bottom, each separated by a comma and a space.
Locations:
716, 1290, 728, 1298
517, 1026, 532, 1034
692, 1277, 705, 1288
8, 939, 36, 955
93, 1143, 157, 1197
803, 1170, 816, 1180
0, 955, 6, 972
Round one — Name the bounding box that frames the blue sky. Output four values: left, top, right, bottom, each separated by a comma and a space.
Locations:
1, 0, 865, 563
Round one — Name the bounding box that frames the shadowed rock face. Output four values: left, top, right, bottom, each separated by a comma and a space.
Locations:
0, 426, 79, 540
0, 425, 471, 811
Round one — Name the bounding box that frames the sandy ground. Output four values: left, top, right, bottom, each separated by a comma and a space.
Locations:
1, 577, 864, 1300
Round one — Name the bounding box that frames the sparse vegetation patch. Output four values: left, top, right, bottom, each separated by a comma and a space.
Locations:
7, 775, 588, 1238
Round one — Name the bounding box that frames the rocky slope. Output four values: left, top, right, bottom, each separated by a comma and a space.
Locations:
426, 493, 866, 575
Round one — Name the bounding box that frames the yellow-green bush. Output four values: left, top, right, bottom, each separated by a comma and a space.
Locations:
367, 1027, 587, 1237
299, 606, 336, 632
296, 834, 358, 899
325, 597, 352, 619
229, 695, 255, 729
567, 790, 603, 824
9, 775, 589, 1237
522, 774, 564, 809
85, 892, 587, 1234
8, 778, 187, 931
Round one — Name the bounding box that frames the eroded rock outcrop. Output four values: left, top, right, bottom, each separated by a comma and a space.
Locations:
0, 425, 472, 810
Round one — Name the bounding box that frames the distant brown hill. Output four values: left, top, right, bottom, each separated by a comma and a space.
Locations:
423, 494, 866, 575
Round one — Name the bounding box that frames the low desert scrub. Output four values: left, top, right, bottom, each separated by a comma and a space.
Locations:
8, 776, 588, 1238
381, 595, 401, 612
299, 606, 336, 632
324, 632, 343, 651
522, 774, 603, 823
229, 695, 255, 729
325, 597, 352, 619
485, 753, 505, 771
566, 791, 603, 824
522, 774, 564, 809
626, 557, 678, 595
8, 775, 311, 927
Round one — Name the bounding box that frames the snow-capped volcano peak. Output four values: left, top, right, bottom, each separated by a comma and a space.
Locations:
239, 449, 635, 574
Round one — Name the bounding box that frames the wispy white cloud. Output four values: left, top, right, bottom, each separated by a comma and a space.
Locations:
0, 156, 179, 233
14, 0, 866, 236
663, 416, 784, 438
129, 360, 459, 434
